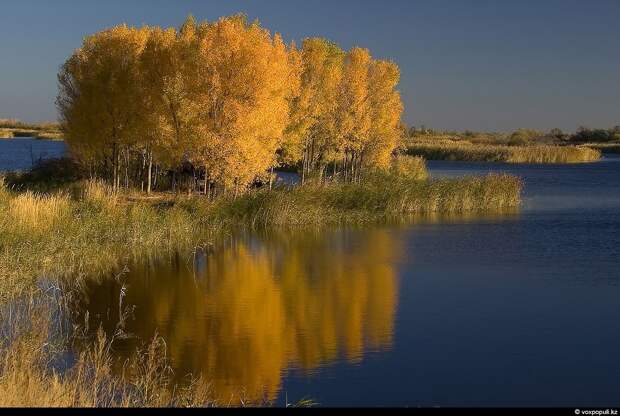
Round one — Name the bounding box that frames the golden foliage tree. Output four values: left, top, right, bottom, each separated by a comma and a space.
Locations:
57, 15, 404, 193
190, 15, 292, 195
57, 25, 150, 189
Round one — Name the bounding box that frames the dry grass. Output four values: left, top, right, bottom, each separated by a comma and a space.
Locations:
0, 179, 214, 301
7, 192, 71, 234
406, 141, 601, 163
211, 173, 522, 227
0, 293, 245, 407
0, 169, 522, 301
388, 155, 428, 180
0, 129, 14, 139
34, 131, 64, 140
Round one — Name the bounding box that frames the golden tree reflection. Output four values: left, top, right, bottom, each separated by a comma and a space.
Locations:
75, 228, 402, 402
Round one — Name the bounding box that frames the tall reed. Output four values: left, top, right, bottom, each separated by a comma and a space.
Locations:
0, 293, 236, 407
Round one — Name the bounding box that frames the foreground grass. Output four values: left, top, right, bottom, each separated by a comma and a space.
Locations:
0, 171, 521, 301
0, 295, 257, 407
406, 141, 602, 163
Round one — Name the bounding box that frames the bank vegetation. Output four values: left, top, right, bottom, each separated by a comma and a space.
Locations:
405, 140, 601, 163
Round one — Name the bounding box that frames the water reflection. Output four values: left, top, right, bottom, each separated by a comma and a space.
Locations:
73, 227, 402, 401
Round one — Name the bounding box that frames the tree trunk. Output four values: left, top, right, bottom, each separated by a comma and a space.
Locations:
112, 143, 117, 191
124, 150, 129, 189
301, 146, 307, 185
269, 166, 274, 190
204, 167, 209, 195
147, 152, 152, 194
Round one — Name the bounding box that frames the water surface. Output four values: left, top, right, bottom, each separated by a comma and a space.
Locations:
67, 156, 620, 406
0, 138, 66, 172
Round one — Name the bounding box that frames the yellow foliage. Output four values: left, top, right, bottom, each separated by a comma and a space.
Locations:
57, 15, 404, 191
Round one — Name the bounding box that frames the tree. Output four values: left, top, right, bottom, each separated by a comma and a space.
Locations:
189, 15, 292, 195
284, 38, 344, 183
58, 25, 149, 189
139, 20, 202, 192
364, 60, 403, 169
337, 47, 372, 182
548, 128, 565, 140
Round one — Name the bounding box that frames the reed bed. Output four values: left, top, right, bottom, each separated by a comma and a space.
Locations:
34, 131, 64, 140
0, 170, 521, 301
0, 128, 62, 140
0, 120, 62, 140
0, 130, 14, 139
406, 142, 602, 163
215, 173, 522, 227
0, 180, 212, 301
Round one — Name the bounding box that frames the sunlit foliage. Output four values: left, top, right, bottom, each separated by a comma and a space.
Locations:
57, 15, 404, 194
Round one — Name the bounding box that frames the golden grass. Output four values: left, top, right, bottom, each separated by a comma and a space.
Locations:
210, 173, 522, 226
388, 155, 428, 180
0, 296, 241, 407
0, 169, 522, 301
34, 131, 64, 140
0, 129, 14, 139
406, 141, 602, 163
7, 192, 71, 234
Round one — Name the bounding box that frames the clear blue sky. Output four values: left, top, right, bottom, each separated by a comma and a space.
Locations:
1, 0, 619, 132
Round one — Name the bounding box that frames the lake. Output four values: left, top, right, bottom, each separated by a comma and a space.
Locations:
2, 141, 619, 406
72, 156, 620, 407
0, 138, 66, 172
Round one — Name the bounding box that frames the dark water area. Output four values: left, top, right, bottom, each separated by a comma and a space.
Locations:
0, 138, 66, 172
68, 156, 620, 406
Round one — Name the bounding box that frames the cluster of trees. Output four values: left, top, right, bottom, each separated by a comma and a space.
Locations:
407, 125, 620, 146
507, 127, 620, 144
570, 126, 620, 143
57, 15, 403, 195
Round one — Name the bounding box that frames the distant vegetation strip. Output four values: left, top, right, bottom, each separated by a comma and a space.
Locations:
582, 143, 620, 154
0, 119, 63, 140
405, 141, 601, 163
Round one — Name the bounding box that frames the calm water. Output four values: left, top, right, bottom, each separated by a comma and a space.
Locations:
66, 156, 620, 406
0, 138, 66, 172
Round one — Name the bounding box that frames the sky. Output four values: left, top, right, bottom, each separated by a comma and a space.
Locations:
0, 0, 619, 132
